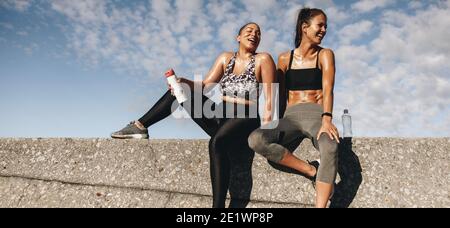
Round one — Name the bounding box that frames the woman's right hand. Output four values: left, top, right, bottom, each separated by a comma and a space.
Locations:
168, 77, 184, 95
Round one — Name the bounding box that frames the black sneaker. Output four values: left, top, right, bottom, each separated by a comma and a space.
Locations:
307, 160, 320, 188
111, 121, 149, 139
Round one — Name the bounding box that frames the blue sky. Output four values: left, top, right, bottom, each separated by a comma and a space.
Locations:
0, 0, 449, 139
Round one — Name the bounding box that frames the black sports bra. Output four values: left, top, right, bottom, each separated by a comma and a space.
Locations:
285, 49, 323, 91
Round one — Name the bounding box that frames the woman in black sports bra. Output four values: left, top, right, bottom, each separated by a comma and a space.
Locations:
249, 8, 339, 208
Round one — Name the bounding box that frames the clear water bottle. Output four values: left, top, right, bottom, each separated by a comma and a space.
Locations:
342, 109, 353, 138
165, 69, 188, 104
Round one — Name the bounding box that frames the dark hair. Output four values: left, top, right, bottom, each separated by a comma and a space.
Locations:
238, 22, 260, 35
294, 8, 327, 48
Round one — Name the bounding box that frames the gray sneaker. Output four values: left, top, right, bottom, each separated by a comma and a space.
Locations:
111, 121, 149, 139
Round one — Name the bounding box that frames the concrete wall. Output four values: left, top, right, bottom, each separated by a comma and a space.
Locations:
0, 138, 448, 208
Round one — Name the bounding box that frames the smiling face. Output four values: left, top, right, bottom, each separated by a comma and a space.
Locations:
237, 23, 261, 52
303, 14, 327, 45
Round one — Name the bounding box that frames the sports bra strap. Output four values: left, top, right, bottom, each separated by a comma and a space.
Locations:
289, 49, 322, 69
224, 53, 237, 75
316, 48, 322, 69
288, 50, 294, 70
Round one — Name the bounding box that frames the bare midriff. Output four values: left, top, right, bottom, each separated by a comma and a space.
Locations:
288, 90, 323, 107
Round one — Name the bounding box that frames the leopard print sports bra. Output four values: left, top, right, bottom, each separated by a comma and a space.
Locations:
219, 53, 259, 101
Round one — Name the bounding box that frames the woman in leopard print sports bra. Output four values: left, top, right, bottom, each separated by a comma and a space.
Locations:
112, 23, 277, 208
220, 52, 259, 102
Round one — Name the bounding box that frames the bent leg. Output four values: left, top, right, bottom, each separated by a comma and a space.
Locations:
248, 117, 317, 177
312, 133, 339, 208
248, 118, 301, 163
315, 133, 339, 184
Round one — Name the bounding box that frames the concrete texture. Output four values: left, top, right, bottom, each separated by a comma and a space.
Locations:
0, 138, 449, 208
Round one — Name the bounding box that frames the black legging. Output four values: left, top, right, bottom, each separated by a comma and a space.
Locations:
138, 90, 261, 208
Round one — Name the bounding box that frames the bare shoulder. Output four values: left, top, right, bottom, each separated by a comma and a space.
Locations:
277, 51, 291, 68
318, 48, 335, 70
278, 51, 292, 62
219, 52, 234, 60
217, 52, 234, 64
256, 52, 274, 62
278, 51, 291, 60
319, 48, 335, 59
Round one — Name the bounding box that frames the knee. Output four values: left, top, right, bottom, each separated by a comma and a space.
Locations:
248, 129, 283, 162
248, 129, 268, 152
316, 134, 339, 184
318, 133, 339, 159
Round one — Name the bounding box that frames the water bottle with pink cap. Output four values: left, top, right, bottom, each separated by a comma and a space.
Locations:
165, 69, 188, 104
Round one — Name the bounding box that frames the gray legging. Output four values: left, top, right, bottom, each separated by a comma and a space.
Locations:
248, 103, 338, 184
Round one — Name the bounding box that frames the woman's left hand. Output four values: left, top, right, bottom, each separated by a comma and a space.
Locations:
317, 120, 340, 143
262, 113, 272, 126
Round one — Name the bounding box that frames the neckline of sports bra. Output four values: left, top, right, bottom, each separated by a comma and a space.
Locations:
226, 54, 255, 78
287, 67, 320, 71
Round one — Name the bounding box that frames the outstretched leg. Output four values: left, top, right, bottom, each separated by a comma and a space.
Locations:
138, 90, 177, 128
112, 80, 220, 138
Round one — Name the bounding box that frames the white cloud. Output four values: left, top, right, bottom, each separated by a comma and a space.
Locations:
206, 0, 235, 23
408, 1, 424, 10
0, 22, 14, 30
171, 0, 204, 34
218, 21, 240, 51
373, 7, 450, 71
16, 42, 38, 56
305, 0, 335, 8
242, 0, 277, 15
45, 0, 353, 80
150, 0, 171, 24
335, 45, 377, 87
325, 6, 350, 24
335, 3, 450, 137
178, 37, 191, 54
16, 31, 28, 36
351, 0, 394, 13
51, 0, 108, 24
258, 29, 278, 53
0, 0, 33, 12
338, 20, 374, 44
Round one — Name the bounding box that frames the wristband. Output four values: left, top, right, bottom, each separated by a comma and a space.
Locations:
322, 112, 333, 118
